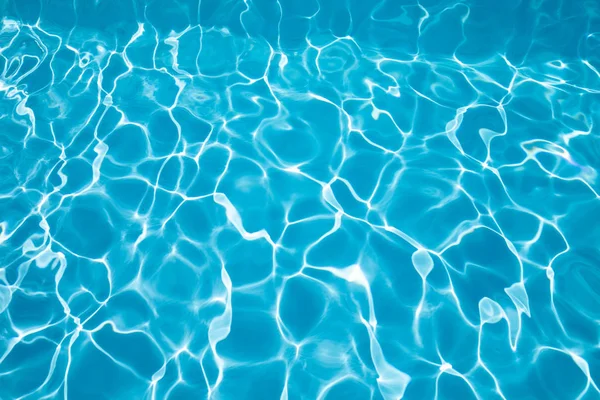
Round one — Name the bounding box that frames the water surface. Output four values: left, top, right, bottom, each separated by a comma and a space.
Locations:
1, 0, 600, 399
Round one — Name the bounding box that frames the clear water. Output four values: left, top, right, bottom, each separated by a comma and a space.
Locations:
1, 0, 600, 399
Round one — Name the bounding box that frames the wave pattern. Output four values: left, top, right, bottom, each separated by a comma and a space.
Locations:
1, 0, 600, 399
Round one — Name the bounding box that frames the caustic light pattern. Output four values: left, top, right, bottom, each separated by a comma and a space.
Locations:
1, 0, 600, 399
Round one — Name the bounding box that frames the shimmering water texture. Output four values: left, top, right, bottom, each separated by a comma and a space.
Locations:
1, 0, 600, 399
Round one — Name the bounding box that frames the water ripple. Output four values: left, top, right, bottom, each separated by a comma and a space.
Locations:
1, 0, 600, 399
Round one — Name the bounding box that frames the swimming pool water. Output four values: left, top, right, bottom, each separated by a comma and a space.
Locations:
1, 0, 600, 399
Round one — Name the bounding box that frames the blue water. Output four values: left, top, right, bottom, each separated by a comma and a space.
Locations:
1, 0, 600, 399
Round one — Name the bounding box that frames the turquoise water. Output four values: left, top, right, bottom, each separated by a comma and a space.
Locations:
1, 0, 600, 399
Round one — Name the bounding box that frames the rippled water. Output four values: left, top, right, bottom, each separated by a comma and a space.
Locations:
1, 0, 600, 399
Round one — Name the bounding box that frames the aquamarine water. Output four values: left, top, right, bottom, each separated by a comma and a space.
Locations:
1, 0, 600, 399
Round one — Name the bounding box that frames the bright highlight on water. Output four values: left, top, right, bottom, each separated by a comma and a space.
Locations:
1, 0, 600, 399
